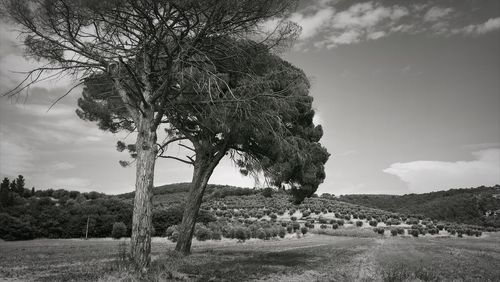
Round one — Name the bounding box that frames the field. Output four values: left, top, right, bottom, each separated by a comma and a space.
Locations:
1, 232, 499, 281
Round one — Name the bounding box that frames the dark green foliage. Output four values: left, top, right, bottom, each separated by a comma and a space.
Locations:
331, 223, 339, 229
410, 229, 419, 237
194, 224, 212, 241
356, 221, 363, 227
369, 220, 378, 227
300, 226, 308, 235
318, 217, 328, 224
374, 227, 385, 235
152, 205, 184, 235
0, 213, 36, 240
111, 222, 127, 239
262, 188, 274, 198
0, 178, 12, 207
339, 186, 500, 227
390, 229, 398, 236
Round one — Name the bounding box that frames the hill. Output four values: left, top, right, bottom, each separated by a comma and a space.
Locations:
338, 185, 500, 227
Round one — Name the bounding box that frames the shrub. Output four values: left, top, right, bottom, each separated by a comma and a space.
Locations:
301, 226, 308, 235
320, 224, 328, 229
397, 228, 404, 235
356, 221, 363, 227
292, 222, 300, 231
337, 219, 344, 226
410, 229, 419, 237
261, 188, 273, 198
111, 222, 127, 239
195, 224, 212, 241
369, 220, 378, 227
286, 225, 293, 233
374, 227, 385, 235
269, 213, 277, 220
331, 223, 339, 229
278, 227, 286, 238
290, 216, 297, 221
318, 217, 328, 224
0, 213, 36, 241
234, 226, 249, 242
390, 229, 398, 236
165, 225, 178, 238
256, 228, 267, 240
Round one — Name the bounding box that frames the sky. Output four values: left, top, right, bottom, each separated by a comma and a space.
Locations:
0, 0, 499, 195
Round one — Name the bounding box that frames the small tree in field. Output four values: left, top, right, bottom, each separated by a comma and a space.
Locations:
1, 0, 299, 270
112, 222, 127, 239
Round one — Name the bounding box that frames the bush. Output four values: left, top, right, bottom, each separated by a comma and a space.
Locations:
111, 222, 127, 239
320, 224, 328, 229
356, 221, 363, 227
397, 227, 405, 235
331, 223, 339, 229
234, 226, 249, 242
286, 225, 293, 233
0, 213, 36, 241
256, 228, 267, 240
290, 216, 297, 221
278, 227, 286, 238
369, 220, 378, 227
390, 229, 398, 236
262, 188, 273, 198
410, 229, 419, 237
301, 226, 308, 235
165, 225, 177, 238
195, 224, 212, 241
292, 222, 300, 231
318, 217, 328, 224
373, 227, 385, 235
337, 219, 345, 226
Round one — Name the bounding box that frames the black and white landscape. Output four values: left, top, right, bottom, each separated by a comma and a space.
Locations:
0, 0, 499, 281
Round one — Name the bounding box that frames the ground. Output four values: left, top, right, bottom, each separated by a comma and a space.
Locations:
1, 233, 499, 281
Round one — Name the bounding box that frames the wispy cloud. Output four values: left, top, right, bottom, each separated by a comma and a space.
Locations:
423, 7, 454, 22
314, 2, 409, 48
290, 8, 335, 40
289, 1, 500, 50
454, 17, 500, 35
383, 149, 500, 193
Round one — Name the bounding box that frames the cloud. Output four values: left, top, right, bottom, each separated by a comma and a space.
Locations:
289, 2, 498, 50
423, 7, 454, 22
383, 149, 500, 193
291, 8, 335, 40
456, 17, 500, 35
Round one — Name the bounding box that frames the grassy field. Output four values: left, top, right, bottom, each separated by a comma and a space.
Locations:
1, 233, 499, 281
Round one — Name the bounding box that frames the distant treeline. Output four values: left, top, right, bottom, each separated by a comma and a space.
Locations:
0, 177, 255, 241
118, 183, 259, 200
338, 186, 500, 227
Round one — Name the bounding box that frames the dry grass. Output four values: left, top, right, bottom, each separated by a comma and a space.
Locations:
1, 233, 500, 281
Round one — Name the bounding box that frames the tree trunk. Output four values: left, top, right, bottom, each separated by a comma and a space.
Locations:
130, 114, 157, 272
175, 151, 224, 255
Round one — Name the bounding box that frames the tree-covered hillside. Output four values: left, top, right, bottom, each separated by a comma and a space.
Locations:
338, 186, 500, 227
